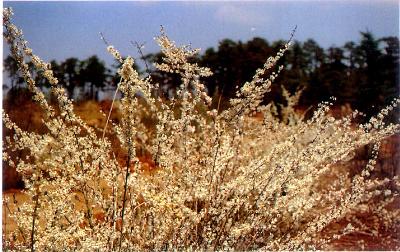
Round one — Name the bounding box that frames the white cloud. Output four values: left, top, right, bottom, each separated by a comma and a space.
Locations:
214, 4, 267, 26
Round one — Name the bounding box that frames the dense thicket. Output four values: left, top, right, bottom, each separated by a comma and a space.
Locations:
3, 6, 400, 249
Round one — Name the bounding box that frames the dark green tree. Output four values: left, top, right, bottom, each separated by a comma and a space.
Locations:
200, 38, 276, 108
379, 36, 399, 105
3, 55, 25, 90
60, 58, 81, 98
353, 32, 385, 116
79, 56, 108, 100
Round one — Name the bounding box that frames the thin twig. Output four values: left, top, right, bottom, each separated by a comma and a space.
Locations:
130, 41, 151, 76
118, 148, 130, 250
30, 188, 40, 252
99, 32, 110, 47
102, 79, 121, 141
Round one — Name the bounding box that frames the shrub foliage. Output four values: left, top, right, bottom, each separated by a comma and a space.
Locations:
2, 8, 400, 251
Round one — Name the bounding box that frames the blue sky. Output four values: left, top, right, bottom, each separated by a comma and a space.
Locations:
2, 1, 399, 68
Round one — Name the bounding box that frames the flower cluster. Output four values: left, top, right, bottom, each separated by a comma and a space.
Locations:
3, 7, 400, 251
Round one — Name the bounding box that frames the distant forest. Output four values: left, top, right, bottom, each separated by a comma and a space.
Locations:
3, 31, 399, 119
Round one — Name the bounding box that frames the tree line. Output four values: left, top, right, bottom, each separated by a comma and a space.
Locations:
4, 31, 399, 118
4, 55, 112, 101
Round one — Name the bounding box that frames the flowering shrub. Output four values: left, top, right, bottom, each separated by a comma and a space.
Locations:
2, 7, 400, 251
